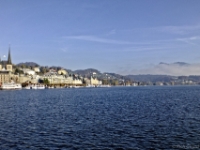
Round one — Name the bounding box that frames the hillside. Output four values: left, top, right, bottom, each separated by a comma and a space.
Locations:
16, 62, 39, 67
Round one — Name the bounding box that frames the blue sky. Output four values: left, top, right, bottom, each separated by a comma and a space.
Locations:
1, 0, 200, 75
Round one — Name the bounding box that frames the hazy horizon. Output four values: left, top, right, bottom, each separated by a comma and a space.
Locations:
1, 0, 200, 75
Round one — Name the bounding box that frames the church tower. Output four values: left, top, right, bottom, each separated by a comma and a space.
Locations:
6, 47, 12, 72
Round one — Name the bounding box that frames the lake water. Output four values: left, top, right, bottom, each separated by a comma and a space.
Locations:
0, 86, 200, 149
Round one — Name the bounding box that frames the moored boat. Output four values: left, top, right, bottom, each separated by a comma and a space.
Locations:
23, 85, 32, 89
23, 84, 45, 89
37, 84, 45, 89
86, 84, 95, 88
31, 84, 45, 89
0, 82, 22, 90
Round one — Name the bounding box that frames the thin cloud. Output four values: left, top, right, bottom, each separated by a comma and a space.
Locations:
123, 45, 182, 52
176, 36, 200, 46
177, 36, 200, 41
122, 24, 200, 35
64, 35, 133, 45
64, 35, 176, 46
128, 63, 200, 76
150, 24, 200, 35
60, 48, 68, 53
106, 29, 116, 36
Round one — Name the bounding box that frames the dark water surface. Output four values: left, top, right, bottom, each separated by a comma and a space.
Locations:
0, 86, 200, 149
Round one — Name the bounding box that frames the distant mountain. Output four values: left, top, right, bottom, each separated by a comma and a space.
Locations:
16, 62, 39, 67
173, 62, 190, 66
159, 62, 189, 66
73, 69, 131, 81
74, 68, 101, 77
44, 66, 73, 74
105, 72, 131, 80
126, 75, 176, 82
187, 75, 200, 82
159, 62, 169, 65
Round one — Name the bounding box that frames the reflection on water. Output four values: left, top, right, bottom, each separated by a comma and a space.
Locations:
0, 86, 200, 149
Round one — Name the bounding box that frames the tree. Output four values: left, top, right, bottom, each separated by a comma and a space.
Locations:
43, 78, 50, 85
14, 68, 24, 74
40, 67, 47, 74
21, 64, 27, 69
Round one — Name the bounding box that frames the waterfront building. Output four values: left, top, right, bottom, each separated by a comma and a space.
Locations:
155, 82, 164, 86
84, 78, 91, 85
72, 78, 82, 85
132, 82, 138, 86
83, 77, 102, 86
90, 76, 100, 85
41, 71, 82, 85
0, 48, 16, 84
0, 72, 19, 84
18, 74, 39, 84
0, 71, 12, 83
0, 48, 13, 72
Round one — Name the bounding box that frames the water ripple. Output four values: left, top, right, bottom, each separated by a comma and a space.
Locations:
0, 86, 200, 149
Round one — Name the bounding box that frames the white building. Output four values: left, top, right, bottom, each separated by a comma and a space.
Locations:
34, 67, 40, 73
18, 74, 40, 84
73, 79, 82, 85
22, 69, 35, 75
41, 72, 82, 85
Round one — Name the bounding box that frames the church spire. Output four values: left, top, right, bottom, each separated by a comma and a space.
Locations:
7, 46, 12, 64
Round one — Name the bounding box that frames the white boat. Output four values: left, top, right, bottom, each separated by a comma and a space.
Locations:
31, 85, 37, 89
24, 85, 31, 89
31, 84, 45, 89
37, 85, 45, 89
97, 85, 111, 87
72, 86, 81, 88
86, 84, 95, 88
0, 82, 22, 90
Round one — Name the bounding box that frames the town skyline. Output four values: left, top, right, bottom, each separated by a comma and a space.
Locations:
1, 1, 200, 75
1, 47, 200, 76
